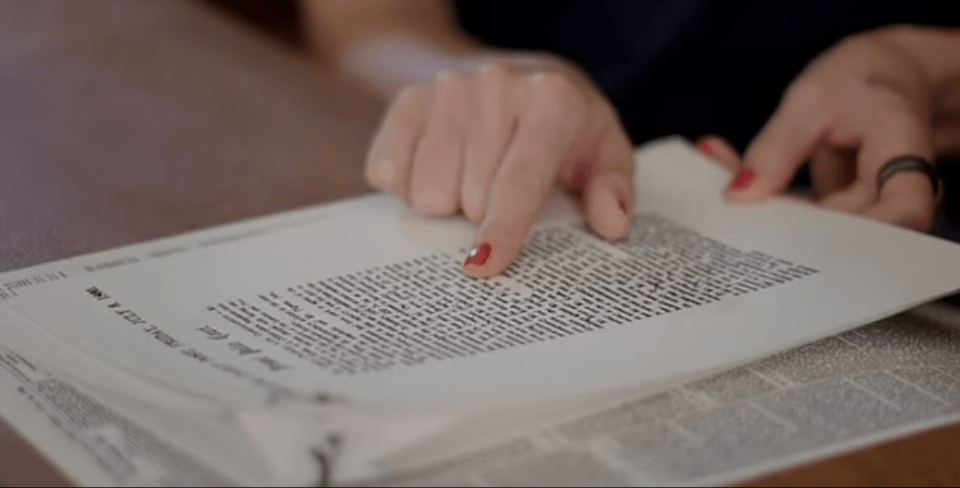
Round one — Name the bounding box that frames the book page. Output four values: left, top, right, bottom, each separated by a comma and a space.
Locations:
0, 308, 463, 487
0, 346, 234, 487
6, 140, 960, 411
0, 165, 578, 485
360, 301, 960, 487
0, 193, 389, 303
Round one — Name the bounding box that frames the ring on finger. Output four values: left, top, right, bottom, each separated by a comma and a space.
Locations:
876, 155, 944, 205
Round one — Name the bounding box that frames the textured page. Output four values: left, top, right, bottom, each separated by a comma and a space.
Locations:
7, 140, 960, 411
0, 347, 234, 487
3, 138, 960, 486
0, 162, 576, 486
0, 308, 290, 486
361, 302, 960, 487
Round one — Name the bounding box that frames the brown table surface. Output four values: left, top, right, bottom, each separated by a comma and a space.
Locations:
1, 1, 959, 486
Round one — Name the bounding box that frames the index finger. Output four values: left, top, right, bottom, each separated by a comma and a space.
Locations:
732, 84, 829, 202
463, 73, 587, 278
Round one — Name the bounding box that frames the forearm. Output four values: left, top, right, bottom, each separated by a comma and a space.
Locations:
299, 0, 587, 99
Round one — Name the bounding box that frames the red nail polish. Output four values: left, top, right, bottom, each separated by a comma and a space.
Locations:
464, 243, 492, 267
730, 169, 756, 191
699, 141, 717, 156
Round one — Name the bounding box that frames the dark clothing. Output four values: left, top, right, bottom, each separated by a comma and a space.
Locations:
455, 1, 960, 150
211, 0, 960, 229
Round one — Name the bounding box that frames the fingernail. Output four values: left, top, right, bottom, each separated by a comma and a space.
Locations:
698, 141, 717, 156
729, 169, 756, 192
464, 243, 492, 267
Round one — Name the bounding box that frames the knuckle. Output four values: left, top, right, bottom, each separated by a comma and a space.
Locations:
784, 80, 827, 110
531, 73, 588, 123
479, 63, 510, 82
390, 86, 431, 126
837, 33, 875, 57
364, 158, 396, 189
498, 161, 553, 195
478, 66, 515, 103
535, 72, 581, 102
432, 75, 470, 118
435, 71, 468, 96
461, 200, 486, 223
410, 186, 459, 216
460, 184, 488, 223
533, 71, 572, 91
394, 84, 429, 108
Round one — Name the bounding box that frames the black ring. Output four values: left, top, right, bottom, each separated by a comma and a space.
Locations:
877, 155, 944, 204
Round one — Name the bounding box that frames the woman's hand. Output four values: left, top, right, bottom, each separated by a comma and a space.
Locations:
708, 27, 944, 231
365, 58, 635, 278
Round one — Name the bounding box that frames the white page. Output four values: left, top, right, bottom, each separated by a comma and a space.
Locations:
0, 164, 577, 485
0, 346, 235, 487
358, 300, 960, 487
0, 193, 387, 303
8, 139, 960, 411
0, 309, 284, 486
0, 307, 470, 486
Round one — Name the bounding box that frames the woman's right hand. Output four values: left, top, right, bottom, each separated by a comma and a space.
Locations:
364, 58, 636, 278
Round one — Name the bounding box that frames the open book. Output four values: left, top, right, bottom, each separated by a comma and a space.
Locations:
2, 138, 960, 486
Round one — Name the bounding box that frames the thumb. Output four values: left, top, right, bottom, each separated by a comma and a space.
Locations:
729, 90, 827, 202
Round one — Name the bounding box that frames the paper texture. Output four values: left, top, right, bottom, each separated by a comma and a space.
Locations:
362, 302, 960, 487
0, 346, 233, 487
6, 302, 959, 488
3, 138, 960, 486
0, 308, 291, 486
8, 140, 960, 412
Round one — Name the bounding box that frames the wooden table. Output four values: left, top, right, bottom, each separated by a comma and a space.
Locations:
0, 0, 958, 486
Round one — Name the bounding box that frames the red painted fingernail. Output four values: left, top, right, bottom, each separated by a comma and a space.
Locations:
698, 141, 717, 156
464, 243, 492, 267
730, 169, 756, 191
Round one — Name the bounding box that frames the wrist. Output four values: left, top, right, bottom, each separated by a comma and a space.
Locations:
339, 36, 592, 100
333, 33, 482, 98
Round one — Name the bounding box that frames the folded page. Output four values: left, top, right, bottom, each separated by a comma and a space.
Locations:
0, 345, 235, 487
359, 300, 960, 487
8, 139, 960, 412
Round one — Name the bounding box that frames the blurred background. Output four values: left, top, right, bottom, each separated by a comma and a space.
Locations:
206, 0, 960, 237
206, 0, 304, 50
1, 0, 959, 267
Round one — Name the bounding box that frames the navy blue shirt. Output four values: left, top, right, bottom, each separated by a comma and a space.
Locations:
455, 1, 960, 150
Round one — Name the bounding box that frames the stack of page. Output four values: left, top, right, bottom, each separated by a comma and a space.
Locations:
2, 138, 960, 486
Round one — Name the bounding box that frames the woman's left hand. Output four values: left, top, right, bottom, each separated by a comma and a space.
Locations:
702, 27, 943, 232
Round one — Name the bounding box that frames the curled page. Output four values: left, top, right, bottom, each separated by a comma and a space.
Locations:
358, 301, 960, 487
0, 344, 235, 487
7, 139, 960, 409
4, 138, 960, 485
